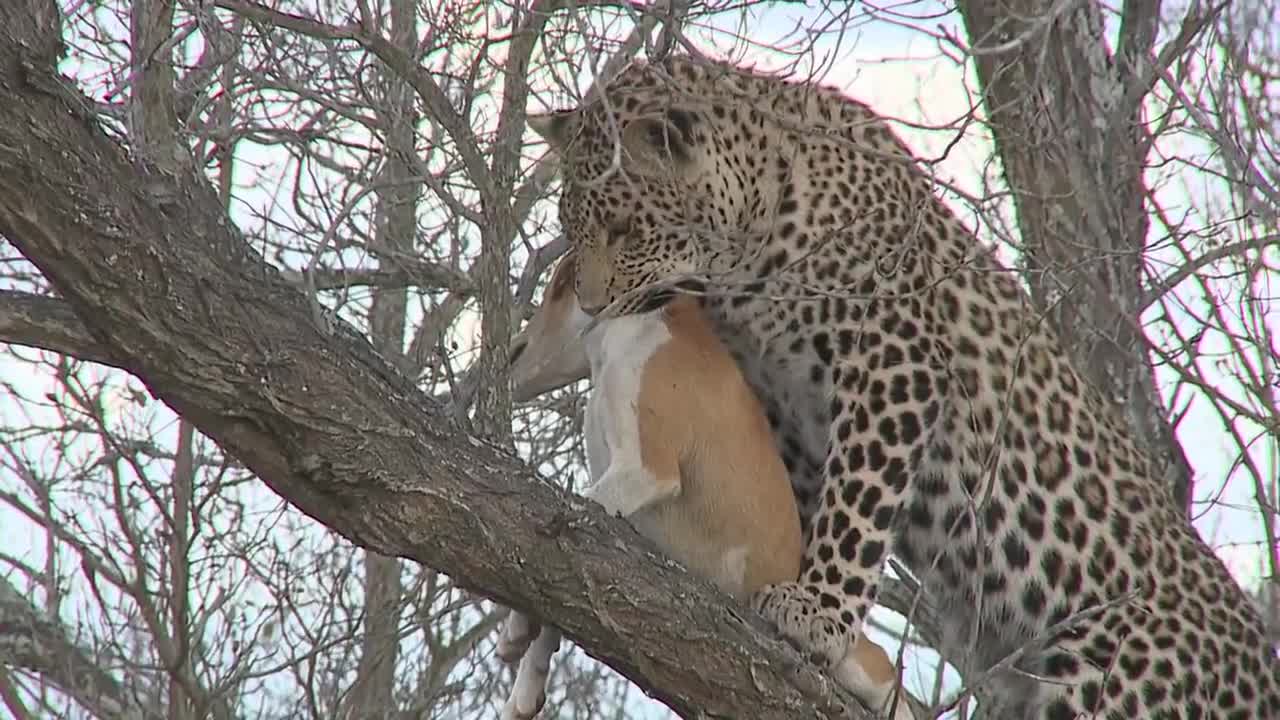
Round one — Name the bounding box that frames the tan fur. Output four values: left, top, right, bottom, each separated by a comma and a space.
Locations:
628, 294, 800, 597
499, 253, 913, 719
849, 636, 897, 687
833, 636, 914, 719
509, 254, 802, 595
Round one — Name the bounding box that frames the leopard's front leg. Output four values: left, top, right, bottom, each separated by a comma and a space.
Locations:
752, 353, 943, 709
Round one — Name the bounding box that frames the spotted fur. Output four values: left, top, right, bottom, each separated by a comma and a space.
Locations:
527, 54, 1280, 719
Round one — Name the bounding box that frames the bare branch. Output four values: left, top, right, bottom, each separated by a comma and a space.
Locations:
0, 290, 121, 368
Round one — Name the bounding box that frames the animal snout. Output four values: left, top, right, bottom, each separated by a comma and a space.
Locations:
579, 300, 607, 316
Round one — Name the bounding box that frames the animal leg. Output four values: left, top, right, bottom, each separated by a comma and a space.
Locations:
582, 373, 681, 519
497, 610, 540, 664
753, 358, 936, 671
500, 624, 563, 720
831, 636, 918, 720
583, 462, 679, 519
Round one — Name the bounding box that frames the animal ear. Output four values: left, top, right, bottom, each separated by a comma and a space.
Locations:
546, 249, 578, 302
527, 110, 578, 150
626, 108, 699, 167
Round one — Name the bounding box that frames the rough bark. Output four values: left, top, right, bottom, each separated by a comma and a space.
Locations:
957, 0, 1197, 510
0, 290, 118, 366
0, 7, 872, 719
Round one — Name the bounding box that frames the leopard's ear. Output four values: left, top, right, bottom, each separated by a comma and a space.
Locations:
527, 110, 578, 151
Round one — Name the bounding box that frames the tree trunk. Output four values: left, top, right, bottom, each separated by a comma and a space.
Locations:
957, 0, 1196, 510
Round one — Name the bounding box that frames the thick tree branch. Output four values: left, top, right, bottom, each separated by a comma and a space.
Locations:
957, 0, 1197, 510
0, 290, 122, 368
0, 9, 871, 720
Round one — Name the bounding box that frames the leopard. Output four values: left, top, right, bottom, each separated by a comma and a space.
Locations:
525, 54, 1280, 719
